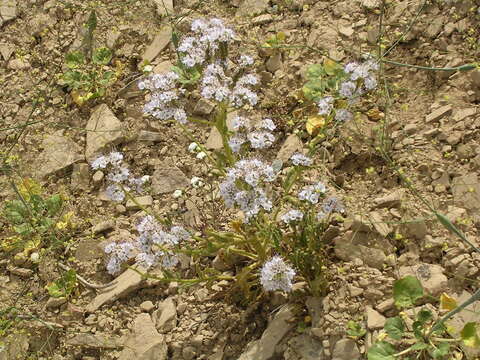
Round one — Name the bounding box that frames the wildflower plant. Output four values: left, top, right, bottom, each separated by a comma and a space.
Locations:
1, 178, 74, 261
96, 17, 348, 300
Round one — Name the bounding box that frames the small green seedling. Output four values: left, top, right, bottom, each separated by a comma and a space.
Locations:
46, 269, 77, 299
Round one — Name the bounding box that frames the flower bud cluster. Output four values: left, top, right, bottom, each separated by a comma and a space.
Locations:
90, 152, 149, 202
178, 18, 236, 68
228, 116, 276, 153
316, 58, 378, 122
135, 215, 190, 270
260, 256, 296, 292
219, 158, 277, 222
138, 71, 187, 124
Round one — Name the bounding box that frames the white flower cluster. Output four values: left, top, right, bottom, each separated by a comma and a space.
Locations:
138, 71, 187, 124
280, 209, 304, 224
134, 215, 190, 270
91, 152, 150, 202
317, 196, 345, 220
338, 59, 378, 105
201, 62, 259, 107
104, 242, 135, 275
228, 117, 276, 152
219, 158, 277, 221
290, 152, 312, 166
260, 256, 296, 292
317, 96, 334, 116
178, 18, 236, 68
298, 182, 327, 204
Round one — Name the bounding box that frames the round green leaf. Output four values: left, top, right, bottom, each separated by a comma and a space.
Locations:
393, 276, 424, 308
385, 317, 404, 340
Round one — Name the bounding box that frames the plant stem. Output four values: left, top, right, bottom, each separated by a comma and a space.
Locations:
427, 287, 480, 338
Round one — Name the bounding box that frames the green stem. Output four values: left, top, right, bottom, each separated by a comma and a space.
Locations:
214, 103, 235, 166
381, 59, 477, 72
427, 287, 480, 338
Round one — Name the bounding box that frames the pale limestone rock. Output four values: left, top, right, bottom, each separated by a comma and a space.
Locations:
85, 104, 124, 161
366, 306, 386, 330
118, 313, 167, 360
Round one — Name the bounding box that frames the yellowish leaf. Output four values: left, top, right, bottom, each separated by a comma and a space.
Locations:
323, 58, 339, 75
366, 108, 384, 121
440, 293, 458, 311
306, 115, 325, 136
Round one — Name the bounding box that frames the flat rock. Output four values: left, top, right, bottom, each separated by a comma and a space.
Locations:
368, 211, 392, 237
0, 332, 28, 360
86, 104, 124, 161
75, 238, 104, 262
425, 104, 452, 123
153, 0, 173, 16
205, 111, 237, 150
151, 167, 189, 194
118, 313, 167, 360
92, 220, 115, 234
451, 173, 480, 214
277, 134, 304, 163
0, 42, 14, 61
153, 296, 177, 332
142, 26, 171, 63
398, 263, 447, 296
138, 130, 163, 142
126, 195, 153, 210
331, 338, 360, 360
86, 266, 146, 312
238, 304, 295, 360
71, 163, 90, 190
66, 333, 123, 349
366, 306, 386, 329
284, 334, 324, 360
453, 108, 476, 122
334, 238, 386, 270
0, 0, 17, 27
37, 132, 83, 178
153, 60, 173, 74
373, 190, 403, 209
236, 0, 269, 17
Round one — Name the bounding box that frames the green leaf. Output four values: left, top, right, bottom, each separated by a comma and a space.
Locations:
99, 71, 115, 86
92, 47, 113, 65
4, 200, 28, 224
411, 342, 428, 351
305, 64, 325, 80
384, 317, 404, 340
416, 309, 432, 324
461, 322, 480, 348
430, 343, 450, 359
45, 194, 62, 217
323, 58, 341, 76
347, 320, 367, 338
65, 51, 85, 68
367, 341, 396, 360
413, 321, 424, 339
47, 269, 77, 298
393, 276, 424, 308
62, 70, 83, 89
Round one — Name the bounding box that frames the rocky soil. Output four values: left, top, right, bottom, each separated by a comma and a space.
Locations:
0, 0, 479, 359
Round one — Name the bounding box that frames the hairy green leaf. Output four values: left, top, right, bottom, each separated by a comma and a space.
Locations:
367, 341, 396, 360
65, 51, 85, 68
461, 322, 480, 348
385, 317, 404, 340
92, 47, 113, 65
393, 276, 423, 308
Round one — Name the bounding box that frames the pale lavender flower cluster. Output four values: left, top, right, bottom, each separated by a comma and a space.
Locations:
317, 96, 334, 116
298, 182, 327, 204
228, 117, 276, 152
317, 196, 345, 220
260, 256, 296, 292
339, 59, 378, 104
219, 158, 277, 221
104, 242, 135, 275
280, 209, 304, 224
290, 153, 312, 166
90, 152, 149, 202
200, 62, 259, 107
135, 215, 190, 270
178, 18, 235, 68
138, 71, 187, 124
